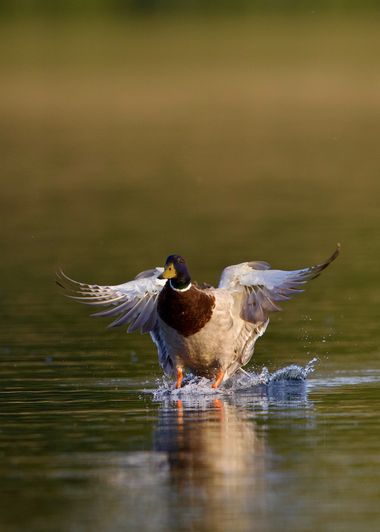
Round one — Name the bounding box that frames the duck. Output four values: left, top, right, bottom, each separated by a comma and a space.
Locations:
57, 245, 340, 389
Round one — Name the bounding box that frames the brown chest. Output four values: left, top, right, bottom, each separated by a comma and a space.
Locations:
157, 284, 215, 337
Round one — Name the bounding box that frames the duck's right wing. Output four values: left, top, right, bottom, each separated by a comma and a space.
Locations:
218, 245, 340, 323
57, 267, 166, 333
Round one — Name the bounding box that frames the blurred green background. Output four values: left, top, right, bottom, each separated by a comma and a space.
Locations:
0, 0, 379, 17
1, 1, 379, 364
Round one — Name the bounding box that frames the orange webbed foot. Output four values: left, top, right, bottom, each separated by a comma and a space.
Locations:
175, 368, 183, 389
212, 369, 225, 389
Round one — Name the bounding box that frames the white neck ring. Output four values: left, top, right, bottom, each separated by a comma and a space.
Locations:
169, 280, 192, 292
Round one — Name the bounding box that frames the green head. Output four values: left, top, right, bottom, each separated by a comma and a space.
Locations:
159, 254, 192, 289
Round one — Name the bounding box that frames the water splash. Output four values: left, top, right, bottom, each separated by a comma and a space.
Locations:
151, 357, 318, 402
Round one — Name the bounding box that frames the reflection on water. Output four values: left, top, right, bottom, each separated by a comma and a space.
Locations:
155, 397, 267, 531
152, 380, 309, 531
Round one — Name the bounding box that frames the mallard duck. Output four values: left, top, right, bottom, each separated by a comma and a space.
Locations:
57, 245, 339, 389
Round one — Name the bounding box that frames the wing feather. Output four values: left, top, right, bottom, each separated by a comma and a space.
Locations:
57, 267, 165, 333
128, 295, 156, 333
108, 296, 149, 329
219, 245, 340, 324
91, 299, 135, 318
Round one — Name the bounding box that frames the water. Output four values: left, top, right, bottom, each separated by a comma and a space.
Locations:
1, 14, 380, 532
2, 362, 380, 532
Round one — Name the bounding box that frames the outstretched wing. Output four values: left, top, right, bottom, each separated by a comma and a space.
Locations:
218, 245, 340, 323
57, 267, 166, 333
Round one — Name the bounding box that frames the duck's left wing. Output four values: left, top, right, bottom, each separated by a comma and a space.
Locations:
57, 267, 165, 333
218, 245, 340, 323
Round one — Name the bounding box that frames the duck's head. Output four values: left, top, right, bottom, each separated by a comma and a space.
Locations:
159, 254, 191, 290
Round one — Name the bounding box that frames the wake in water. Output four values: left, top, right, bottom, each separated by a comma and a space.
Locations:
151, 357, 318, 402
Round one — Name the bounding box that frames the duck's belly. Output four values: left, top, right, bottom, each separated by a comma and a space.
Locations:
157, 316, 235, 376
156, 295, 264, 378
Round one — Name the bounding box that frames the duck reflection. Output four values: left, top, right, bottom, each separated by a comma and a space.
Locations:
154, 395, 269, 530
